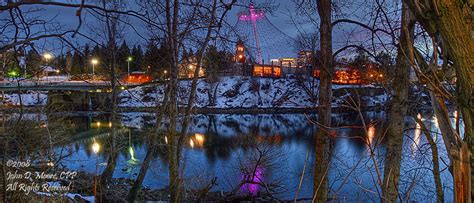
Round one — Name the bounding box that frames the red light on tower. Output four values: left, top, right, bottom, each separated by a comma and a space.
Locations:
236, 40, 246, 63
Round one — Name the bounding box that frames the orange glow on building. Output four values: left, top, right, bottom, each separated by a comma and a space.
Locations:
123, 72, 152, 83
235, 40, 246, 63
253, 64, 281, 77
313, 63, 385, 85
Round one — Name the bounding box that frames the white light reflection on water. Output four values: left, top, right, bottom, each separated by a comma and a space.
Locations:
367, 123, 376, 147
411, 113, 422, 155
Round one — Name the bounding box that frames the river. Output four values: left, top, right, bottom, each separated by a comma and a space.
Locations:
2, 110, 457, 201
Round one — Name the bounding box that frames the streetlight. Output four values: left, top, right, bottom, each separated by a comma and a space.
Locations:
43, 53, 53, 62
127, 57, 132, 76
91, 58, 98, 80
163, 70, 167, 80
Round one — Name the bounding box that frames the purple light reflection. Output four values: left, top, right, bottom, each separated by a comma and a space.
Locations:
240, 166, 264, 196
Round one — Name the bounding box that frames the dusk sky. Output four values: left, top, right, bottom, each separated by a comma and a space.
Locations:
2, 0, 394, 58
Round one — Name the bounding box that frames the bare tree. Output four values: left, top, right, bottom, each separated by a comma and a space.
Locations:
382, 2, 415, 201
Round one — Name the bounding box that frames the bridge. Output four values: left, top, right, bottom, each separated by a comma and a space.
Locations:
0, 80, 149, 92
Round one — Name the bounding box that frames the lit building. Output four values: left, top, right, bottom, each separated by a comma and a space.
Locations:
279, 58, 297, 68
235, 40, 246, 64
312, 62, 385, 85
252, 64, 281, 77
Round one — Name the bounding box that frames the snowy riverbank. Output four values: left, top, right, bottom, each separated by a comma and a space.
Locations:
1, 76, 388, 108
119, 76, 387, 108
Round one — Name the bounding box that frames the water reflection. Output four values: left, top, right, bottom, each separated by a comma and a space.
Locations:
412, 113, 422, 154
240, 166, 264, 196
2, 111, 454, 201
367, 123, 376, 147
187, 133, 206, 149
127, 131, 139, 165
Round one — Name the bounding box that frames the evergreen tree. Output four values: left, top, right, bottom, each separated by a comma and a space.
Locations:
130, 45, 143, 72
65, 52, 73, 73
143, 40, 160, 76
117, 41, 130, 74
203, 45, 233, 82
155, 41, 172, 78
71, 51, 83, 74
90, 44, 105, 75
25, 50, 42, 75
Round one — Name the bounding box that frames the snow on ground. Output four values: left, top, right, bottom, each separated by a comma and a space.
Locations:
0, 76, 387, 108
119, 76, 386, 108
119, 76, 320, 108
3, 91, 48, 106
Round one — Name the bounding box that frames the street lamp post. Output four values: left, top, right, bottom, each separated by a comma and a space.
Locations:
91, 59, 98, 81
127, 57, 132, 76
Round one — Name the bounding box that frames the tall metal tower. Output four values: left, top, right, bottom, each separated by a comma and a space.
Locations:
235, 1, 296, 64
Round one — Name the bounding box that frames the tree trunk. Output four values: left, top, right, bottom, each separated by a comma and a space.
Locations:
415, 116, 444, 202
127, 144, 155, 201
128, 60, 171, 202
166, 0, 181, 201
433, 2, 473, 201
382, 2, 414, 202
405, 0, 473, 200
313, 131, 331, 202
316, 0, 332, 130
315, 0, 332, 201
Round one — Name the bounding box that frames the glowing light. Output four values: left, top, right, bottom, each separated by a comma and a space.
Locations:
164, 70, 167, 74
412, 113, 422, 155
96, 121, 101, 127
43, 53, 53, 61
367, 124, 375, 146
189, 139, 194, 148
127, 56, 132, 61
433, 116, 439, 129
108, 122, 112, 128
240, 166, 264, 196
453, 110, 458, 126
55, 70, 60, 73
128, 146, 138, 162
164, 136, 168, 144
195, 133, 204, 142
120, 86, 125, 90
192, 133, 205, 147
379, 74, 383, 77
238, 4, 265, 21
92, 141, 100, 154
91, 59, 98, 65
47, 161, 54, 167
238, 55, 243, 59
